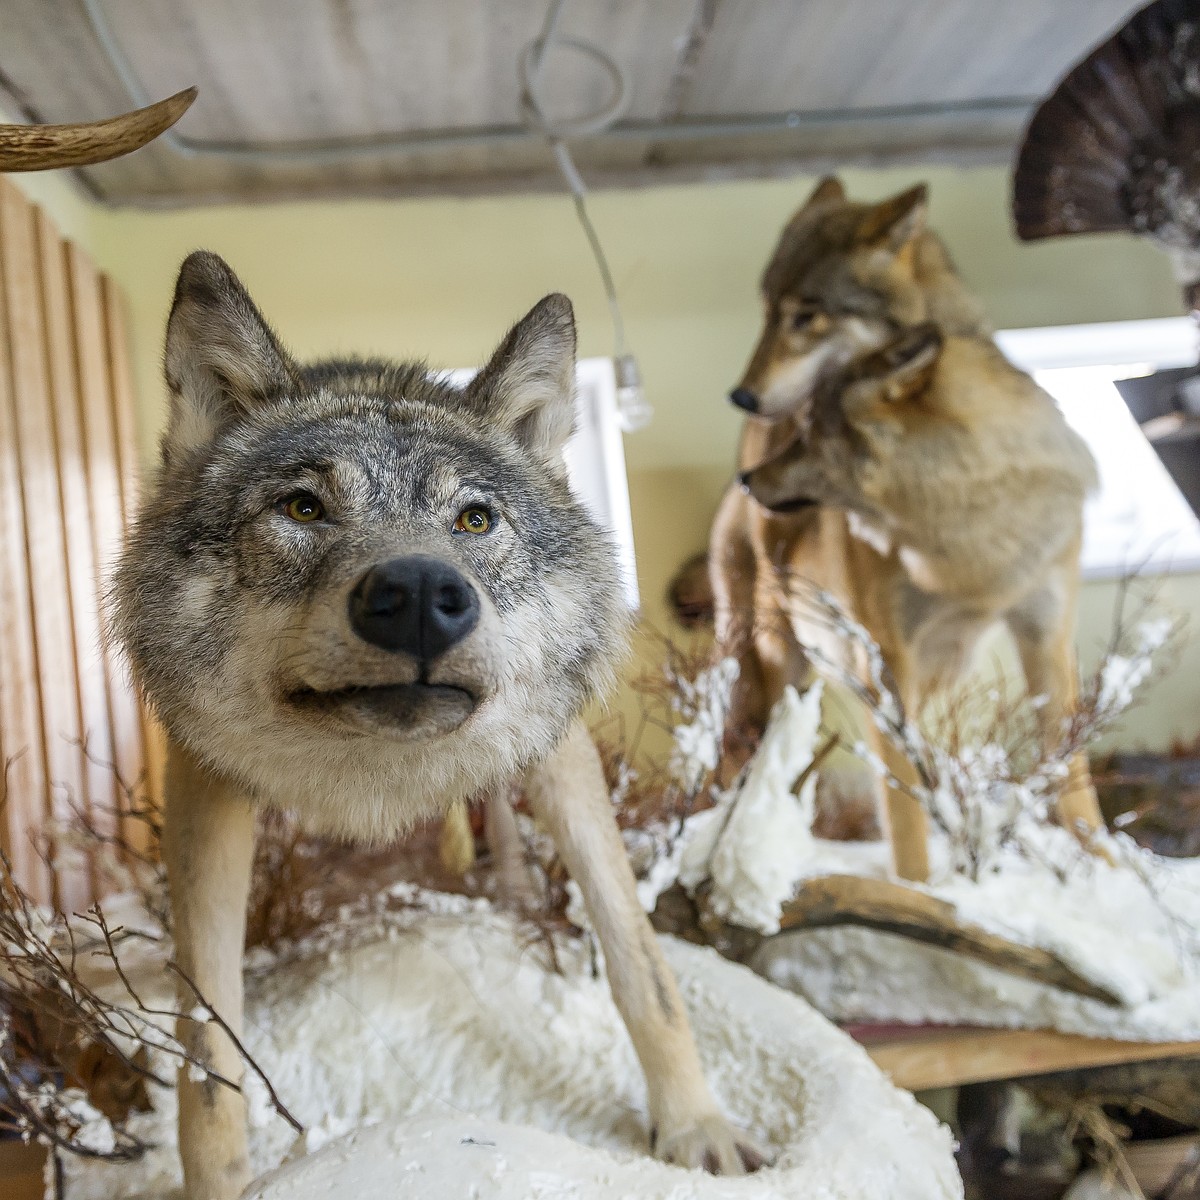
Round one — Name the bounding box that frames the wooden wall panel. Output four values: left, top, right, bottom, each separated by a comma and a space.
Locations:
0, 178, 152, 907
0, 190, 52, 904
36, 211, 120, 851
65, 243, 146, 838
101, 276, 165, 849
0, 182, 90, 912
100, 277, 140, 528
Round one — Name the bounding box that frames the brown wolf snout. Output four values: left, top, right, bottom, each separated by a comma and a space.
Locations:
729, 387, 760, 414
349, 555, 480, 658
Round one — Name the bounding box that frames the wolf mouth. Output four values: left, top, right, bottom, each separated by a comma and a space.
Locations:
764, 495, 819, 514
287, 682, 477, 731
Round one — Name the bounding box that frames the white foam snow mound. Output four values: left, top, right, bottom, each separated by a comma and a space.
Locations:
245, 910, 957, 1200
707, 683, 825, 935
750, 838, 1200, 1042
67, 900, 960, 1200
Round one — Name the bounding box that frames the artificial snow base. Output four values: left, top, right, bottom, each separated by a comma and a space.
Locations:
657, 674, 1200, 1044
65, 897, 959, 1200
747, 836, 1200, 1043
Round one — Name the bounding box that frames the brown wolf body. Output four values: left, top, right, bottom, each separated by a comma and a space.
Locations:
113, 253, 758, 1199
711, 179, 1103, 882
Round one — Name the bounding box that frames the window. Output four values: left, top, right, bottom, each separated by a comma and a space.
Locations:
997, 319, 1200, 578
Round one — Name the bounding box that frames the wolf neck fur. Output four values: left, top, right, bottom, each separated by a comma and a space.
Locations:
912, 234, 991, 338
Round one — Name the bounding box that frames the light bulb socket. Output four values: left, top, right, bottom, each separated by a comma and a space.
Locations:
614, 354, 652, 432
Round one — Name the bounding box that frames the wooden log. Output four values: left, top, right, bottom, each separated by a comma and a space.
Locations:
777, 873, 1124, 1006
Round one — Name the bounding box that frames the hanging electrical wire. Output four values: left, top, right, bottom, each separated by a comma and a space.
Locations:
83, 0, 650, 430
518, 0, 652, 432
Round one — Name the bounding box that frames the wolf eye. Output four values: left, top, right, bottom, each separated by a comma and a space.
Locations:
281, 493, 325, 523
454, 506, 492, 535
791, 308, 817, 330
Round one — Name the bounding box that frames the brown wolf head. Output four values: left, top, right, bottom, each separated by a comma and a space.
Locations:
740, 323, 943, 517
113, 253, 628, 842
731, 177, 948, 418
741, 323, 1097, 586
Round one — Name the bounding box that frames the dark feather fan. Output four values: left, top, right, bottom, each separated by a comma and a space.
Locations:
1013, 0, 1200, 311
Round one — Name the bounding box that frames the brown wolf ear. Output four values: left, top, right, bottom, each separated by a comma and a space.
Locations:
465, 294, 576, 465
858, 184, 928, 252
859, 323, 942, 403
802, 175, 846, 210
163, 251, 296, 458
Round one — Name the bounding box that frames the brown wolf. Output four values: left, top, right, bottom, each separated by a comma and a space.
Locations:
113, 253, 760, 1199
711, 178, 1104, 882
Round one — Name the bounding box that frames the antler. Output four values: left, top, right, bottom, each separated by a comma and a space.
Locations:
0, 87, 196, 172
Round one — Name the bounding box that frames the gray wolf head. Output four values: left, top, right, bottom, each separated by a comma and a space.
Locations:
730, 176, 938, 418
114, 252, 628, 841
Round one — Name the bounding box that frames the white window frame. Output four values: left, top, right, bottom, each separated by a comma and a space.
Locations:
996, 318, 1200, 580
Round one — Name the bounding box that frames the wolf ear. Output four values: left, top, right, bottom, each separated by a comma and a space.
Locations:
163, 251, 296, 458
858, 184, 928, 253
860, 323, 943, 403
465, 294, 576, 465
802, 175, 846, 210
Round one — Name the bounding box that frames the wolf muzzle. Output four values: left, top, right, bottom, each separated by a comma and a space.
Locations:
349, 555, 480, 660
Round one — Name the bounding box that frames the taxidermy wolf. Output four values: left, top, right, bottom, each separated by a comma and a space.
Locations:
710, 177, 1103, 883
113, 252, 759, 1198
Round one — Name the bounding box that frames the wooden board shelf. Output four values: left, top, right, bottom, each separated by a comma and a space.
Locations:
0, 1139, 45, 1200
852, 1024, 1200, 1092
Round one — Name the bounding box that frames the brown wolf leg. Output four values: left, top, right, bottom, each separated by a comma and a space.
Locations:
162, 742, 256, 1200
1010, 617, 1104, 839
709, 488, 772, 784
753, 614, 810, 715
874, 723, 930, 882
483, 786, 537, 908
863, 650, 929, 882
525, 720, 763, 1174
438, 799, 476, 875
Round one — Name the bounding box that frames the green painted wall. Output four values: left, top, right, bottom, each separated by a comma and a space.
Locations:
12, 158, 1197, 750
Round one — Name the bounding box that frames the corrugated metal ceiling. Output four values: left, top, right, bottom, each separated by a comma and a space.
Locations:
0, 0, 1146, 206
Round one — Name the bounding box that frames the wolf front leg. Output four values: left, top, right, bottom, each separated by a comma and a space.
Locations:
1012, 624, 1105, 836
709, 486, 770, 761
865, 650, 930, 882
525, 720, 762, 1174
162, 743, 257, 1200
876, 728, 931, 883
1007, 578, 1105, 839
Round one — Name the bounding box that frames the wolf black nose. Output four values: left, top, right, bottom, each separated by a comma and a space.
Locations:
729, 388, 760, 413
349, 556, 479, 659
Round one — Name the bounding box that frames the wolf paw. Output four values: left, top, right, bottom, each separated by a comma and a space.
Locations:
651, 1112, 769, 1175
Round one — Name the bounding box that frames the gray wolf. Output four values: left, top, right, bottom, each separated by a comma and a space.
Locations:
113, 252, 759, 1198
710, 178, 1104, 881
